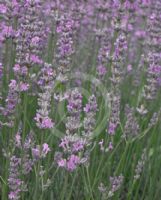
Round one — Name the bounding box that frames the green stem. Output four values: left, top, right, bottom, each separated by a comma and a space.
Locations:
86, 166, 95, 200
61, 173, 69, 200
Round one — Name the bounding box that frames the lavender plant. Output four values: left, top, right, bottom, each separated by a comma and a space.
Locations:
0, 0, 161, 200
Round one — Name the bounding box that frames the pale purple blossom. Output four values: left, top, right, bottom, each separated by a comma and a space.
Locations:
42, 143, 51, 157
34, 114, 54, 129
66, 155, 80, 171
108, 122, 117, 135
58, 159, 67, 168
32, 147, 41, 160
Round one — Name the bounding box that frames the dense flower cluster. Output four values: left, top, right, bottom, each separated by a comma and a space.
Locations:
55, 89, 83, 171
83, 95, 98, 137
144, 0, 161, 100
124, 105, 140, 139
35, 63, 55, 129
98, 174, 124, 200
66, 89, 82, 134
55, 92, 98, 171
56, 14, 75, 83
134, 148, 147, 180
8, 156, 25, 200
7, 129, 51, 198
0, 80, 19, 127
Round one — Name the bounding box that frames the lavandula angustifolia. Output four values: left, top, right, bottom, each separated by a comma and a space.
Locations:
0, 1, 20, 98
15, 0, 45, 91
95, 1, 114, 79
56, 135, 86, 171
124, 0, 137, 29
131, 1, 150, 90
56, 93, 98, 171
55, 14, 75, 83
138, 0, 150, 18
148, 109, 161, 128
55, 89, 86, 171
98, 174, 124, 199
0, 0, 19, 42
35, 63, 55, 129
65, 88, 82, 134
110, 33, 127, 87
134, 148, 147, 180
21, 133, 35, 175
103, 4, 127, 153
77, 0, 95, 45
35, 89, 54, 129
67, 1, 87, 73
108, 174, 124, 198
0, 79, 20, 127
123, 104, 140, 139
144, 54, 160, 101
108, 2, 128, 136
23, 134, 50, 173
124, 1, 138, 67
16, 130, 50, 169
83, 95, 98, 138
136, 0, 149, 43
0, 0, 160, 199
96, 26, 113, 78
82, 95, 98, 163
7, 129, 51, 199
8, 156, 26, 200
12, 129, 35, 176
148, 1, 161, 52
144, 1, 161, 100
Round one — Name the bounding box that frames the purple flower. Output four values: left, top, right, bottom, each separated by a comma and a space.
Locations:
108, 122, 117, 135
42, 143, 51, 157
30, 54, 43, 64
66, 155, 80, 171
19, 82, 29, 92
9, 80, 17, 89
31, 36, 40, 45
9, 191, 19, 200
8, 156, 24, 200
135, 30, 146, 40
58, 159, 67, 167
84, 95, 97, 114
72, 140, 85, 152
127, 64, 132, 72
32, 147, 41, 160
56, 15, 75, 82
13, 64, 20, 74
1, 80, 19, 127
149, 65, 161, 74
15, 133, 21, 148
97, 65, 107, 76
59, 137, 69, 150
66, 89, 82, 133
35, 64, 55, 130
0, 4, 7, 14
41, 117, 54, 129
83, 104, 91, 113
108, 175, 124, 197
108, 142, 113, 151
34, 114, 54, 129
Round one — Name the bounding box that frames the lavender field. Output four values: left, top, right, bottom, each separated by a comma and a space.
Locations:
0, 0, 161, 199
